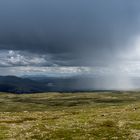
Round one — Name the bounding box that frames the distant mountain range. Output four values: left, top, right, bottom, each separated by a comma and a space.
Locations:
0, 75, 100, 93
0, 75, 140, 93
0, 76, 48, 93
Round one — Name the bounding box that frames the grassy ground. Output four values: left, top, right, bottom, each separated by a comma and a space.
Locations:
0, 92, 140, 139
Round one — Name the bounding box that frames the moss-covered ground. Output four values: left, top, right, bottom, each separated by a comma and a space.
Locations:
0, 92, 140, 139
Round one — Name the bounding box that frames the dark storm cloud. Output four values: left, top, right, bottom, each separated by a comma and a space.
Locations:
0, 0, 140, 66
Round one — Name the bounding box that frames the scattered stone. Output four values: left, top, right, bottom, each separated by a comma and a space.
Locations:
133, 108, 137, 110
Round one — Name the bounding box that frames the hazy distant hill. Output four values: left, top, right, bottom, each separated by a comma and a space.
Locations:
23, 75, 98, 91
0, 75, 140, 93
23, 75, 140, 91
0, 76, 48, 93
0, 75, 98, 93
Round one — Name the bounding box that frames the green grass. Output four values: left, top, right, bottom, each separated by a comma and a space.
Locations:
1, 92, 140, 139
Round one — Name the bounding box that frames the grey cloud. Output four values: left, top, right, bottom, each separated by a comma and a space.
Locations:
0, 50, 57, 67
0, 1, 140, 66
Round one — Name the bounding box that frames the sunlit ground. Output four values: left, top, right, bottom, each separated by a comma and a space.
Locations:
0, 92, 140, 139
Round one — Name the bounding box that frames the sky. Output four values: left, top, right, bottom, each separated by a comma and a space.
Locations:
1, 0, 140, 79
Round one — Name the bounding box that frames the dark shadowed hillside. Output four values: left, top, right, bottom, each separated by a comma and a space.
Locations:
1, 75, 140, 93
0, 76, 48, 93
